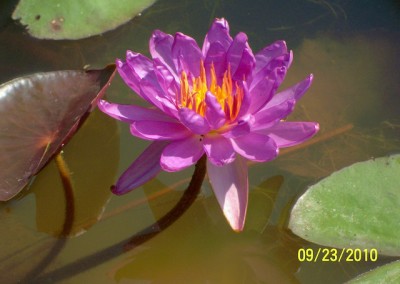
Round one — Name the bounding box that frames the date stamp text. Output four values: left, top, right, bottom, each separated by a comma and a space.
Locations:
298, 248, 378, 262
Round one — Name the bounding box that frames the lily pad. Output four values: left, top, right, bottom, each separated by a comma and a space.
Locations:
347, 260, 400, 284
0, 65, 116, 201
12, 0, 156, 40
32, 109, 119, 237
289, 154, 400, 256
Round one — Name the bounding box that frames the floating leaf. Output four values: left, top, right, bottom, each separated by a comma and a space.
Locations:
289, 154, 400, 256
347, 260, 400, 284
12, 0, 156, 40
0, 65, 116, 201
31, 109, 119, 236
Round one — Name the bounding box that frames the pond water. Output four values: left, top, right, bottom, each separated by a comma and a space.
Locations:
1, 0, 400, 283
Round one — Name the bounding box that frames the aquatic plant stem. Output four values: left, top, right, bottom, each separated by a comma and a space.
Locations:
55, 152, 76, 236
23, 153, 75, 282
31, 154, 207, 283
124, 154, 207, 251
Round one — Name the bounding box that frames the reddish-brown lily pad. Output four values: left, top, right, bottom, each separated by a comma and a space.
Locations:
0, 65, 116, 201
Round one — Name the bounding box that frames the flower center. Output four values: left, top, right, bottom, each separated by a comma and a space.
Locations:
178, 61, 244, 121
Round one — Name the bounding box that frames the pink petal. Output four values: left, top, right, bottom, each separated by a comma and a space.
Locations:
160, 135, 204, 171
203, 134, 235, 166
235, 80, 251, 119
227, 32, 255, 81
131, 121, 191, 140
120, 51, 175, 115
247, 77, 275, 114
248, 51, 293, 113
178, 108, 211, 134
153, 58, 179, 100
125, 51, 154, 81
116, 57, 142, 95
222, 114, 254, 138
231, 133, 278, 162
98, 100, 176, 123
205, 91, 226, 129
253, 41, 288, 74
149, 30, 203, 80
139, 76, 177, 117
172, 33, 203, 77
113, 141, 168, 195
149, 30, 178, 79
263, 121, 319, 147
266, 74, 313, 109
204, 42, 227, 84
203, 18, 232, 82
207, 156, 248, 231
202, 18, 232, 56
252, 99, 295, 131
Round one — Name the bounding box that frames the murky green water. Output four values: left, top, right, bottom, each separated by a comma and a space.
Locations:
1, 0, 400, 283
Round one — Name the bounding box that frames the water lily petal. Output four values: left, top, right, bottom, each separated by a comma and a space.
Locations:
139, 74, 178, 116
222, 114, 254, 138
266, 74, 313, 108
205, 91, 226, 129
172, 33, 203, 77
264, 121, 320, 147
227, 32, 255, 81
252, 99, 295, 131
203, 134, 235, 166
150, 30, 203, 78
207, 156, 248, 231
235, 46, 255, 80
204, 42, 227, 84
231, 133, 278, 162
253, 40, 288, 74
125, 50, 154, 81
247, 77, 275, 114
113, 141, 168, 195
153, 58, 179, 92
98, 100, 176, 123
131, 120, 191, 140
248, 52, 293, 113
149, 30, 178, 79
235, 80, 251, 119
116, 57, 142, 95
202, 18, 232, 56
120, 51, 175, 115
160, 135, 204, 171
179, 107, 211, 134
203, 18, 232, 81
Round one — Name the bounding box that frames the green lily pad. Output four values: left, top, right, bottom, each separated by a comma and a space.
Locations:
12, 0, 156, 40
347, 260, 400, 284
289, 154, 400, 256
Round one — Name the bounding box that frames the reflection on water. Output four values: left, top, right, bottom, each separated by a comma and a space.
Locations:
0, 0, 399, 283
31, 109, 120, 237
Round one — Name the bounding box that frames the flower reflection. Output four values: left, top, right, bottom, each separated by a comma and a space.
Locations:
98, 18, 318, 231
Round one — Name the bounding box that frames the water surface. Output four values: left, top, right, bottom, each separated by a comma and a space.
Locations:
1, 0, 399, 283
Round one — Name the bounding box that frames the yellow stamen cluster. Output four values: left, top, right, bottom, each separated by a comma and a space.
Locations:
178, 61, 243, 121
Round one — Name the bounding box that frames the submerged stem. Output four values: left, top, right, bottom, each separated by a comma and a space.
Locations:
124, 154, 207, 251
31, 155, 207, 283
24, 153, 75, 282
55, 152, 76, 236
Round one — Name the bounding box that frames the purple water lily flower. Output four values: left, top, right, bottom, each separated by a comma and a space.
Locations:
98, 18, 319, 231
